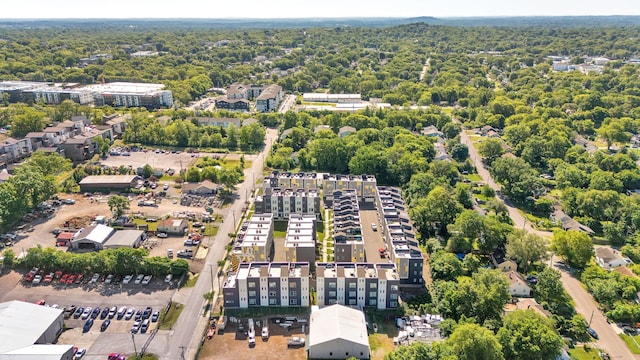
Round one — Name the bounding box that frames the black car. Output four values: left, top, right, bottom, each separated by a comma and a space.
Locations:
135, 309, 143, 321
82, 319, 94, 333
73, 307, 84, 319
101, 319, 111, 332
90, 307, 101, 319
100, 307, 110, 319
142, 307, 152, 319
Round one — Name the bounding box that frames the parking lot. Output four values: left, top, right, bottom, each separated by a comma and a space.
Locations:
199, 316, 307, 360
359, 209, 388, 263
100, 150, 256, 173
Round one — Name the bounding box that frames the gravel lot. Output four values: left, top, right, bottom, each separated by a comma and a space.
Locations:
100, 151, 256, 172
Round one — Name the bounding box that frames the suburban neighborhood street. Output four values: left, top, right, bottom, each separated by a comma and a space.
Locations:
162, 128, 278, 360
460, 129, 638, 359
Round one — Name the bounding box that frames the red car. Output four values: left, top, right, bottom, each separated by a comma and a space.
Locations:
67, 274, 77, 284
60, 273, 69, 283
74, 274, 84, 284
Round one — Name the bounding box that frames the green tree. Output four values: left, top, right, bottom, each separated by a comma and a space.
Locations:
478, 138, 505, 163
551, 230, 594, 269
107, 195, 130, 218
2, 248, 15, 268
429, 251, 463, 281
384, 342, 434, 360
497, 310, 563, 360
141, 164, 154, 179
597, 121, 630, 150
444, 323, 504, 360
505, 229, 549, 272
410, 186, 462, 237
535, 267, 569, 311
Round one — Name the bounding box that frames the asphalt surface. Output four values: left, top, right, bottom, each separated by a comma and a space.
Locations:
460, 129, 640, 359
161, 128, 277, 360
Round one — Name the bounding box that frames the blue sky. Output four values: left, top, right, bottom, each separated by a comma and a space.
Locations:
2, 0, 640, 19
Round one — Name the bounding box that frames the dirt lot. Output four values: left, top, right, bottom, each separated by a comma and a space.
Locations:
199, 317, 307, 360
100, 151, 256, 172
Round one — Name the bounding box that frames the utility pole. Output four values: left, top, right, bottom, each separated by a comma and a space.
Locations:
209, 264, 214, 295
232, 211, 236, 230
131, 333, 138, 359
179, 345, 187, 360
588, 310, 595, 327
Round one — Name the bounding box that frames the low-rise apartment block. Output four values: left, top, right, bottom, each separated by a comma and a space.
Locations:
322, 174, 377, 206
377, 186, 424, 285
315, 262, 400, 309
332, 190, 364, 262
231, 213, 274, 263
254, 187, 320, 220
222, 262, 310, 308
284, 214, 317, 264
263, 171, 321, 191
256, 84, 283, 112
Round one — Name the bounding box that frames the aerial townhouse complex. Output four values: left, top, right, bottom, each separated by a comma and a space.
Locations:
223, 173, 421, 309
377, 186, 424, 284
315, 262, 400, 309
222, 262, 311, 308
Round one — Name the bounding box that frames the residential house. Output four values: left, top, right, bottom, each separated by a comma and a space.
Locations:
420, 125, 444, 138
492, 253, 518, 272
103, 114, 129, 136
157, 219, 189, 236
182, 180, 221, 195
551, 208, 595, 235
505, 270, 531, 297
314, 125, 332, 133
25, 132, 55, 150
338, 126, 356, 138
595, 247, 627, 270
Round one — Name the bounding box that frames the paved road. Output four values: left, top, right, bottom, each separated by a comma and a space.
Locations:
161, 128, 277, 360
460, 128, 639, 358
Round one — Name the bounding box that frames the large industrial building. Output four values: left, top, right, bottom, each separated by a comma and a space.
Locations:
307, 304, 370, 360
70, 224, 115, 250
78, 175, 138, 192
0, 81, 173, 109
0, 300, 74, 360
222, 262, 310, 308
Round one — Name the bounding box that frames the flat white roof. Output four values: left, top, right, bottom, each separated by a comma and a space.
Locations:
103, 230, 144, 247
309, 304, 369, 349
83, 82, 166, 95
0, 301, 64, 354
75, 224, 114, 244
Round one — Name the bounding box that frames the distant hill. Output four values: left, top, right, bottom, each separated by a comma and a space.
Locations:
0, 16, 639, 29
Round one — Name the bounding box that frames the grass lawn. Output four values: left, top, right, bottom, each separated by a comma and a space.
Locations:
620, 334, 640, 354
158, 302, 184, 330
568, 346, 602, 360
466, 173, 483, 182
273, 220, 287, 238
183, 273, 199, 288
200, 224, 219, 237
133, 219, 158, 231
127, 354, 158, 360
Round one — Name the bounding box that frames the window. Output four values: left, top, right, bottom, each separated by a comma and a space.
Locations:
348, 291, 356, 297
369, 291, 377, 298
369, 299, 377, 306
370, 282, 377, 289
269, 291, 277, 297
390, 284, 399, 291
269, 281, 277, 288
348, 282, 356, 289
289, 282, 297, 288
348, 299, 356, 305
269, 298, 277, 305
290, 299, 298, 305
390, 293, 398, 300
248, 282, 256, 288
389, 301, 398, 307
328, 282, 337, 289
290, 290, 297, 297
249, 299, 257, 305
248, 291, 256, 297
329, 291, 337, 297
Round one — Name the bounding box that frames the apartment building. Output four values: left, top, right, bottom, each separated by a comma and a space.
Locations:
222, 262, 310, 308
377, 186, 424, 285
254, 187, 320, 220
256, 84, 283, 112
332, 190, 364, 262
315, 262, 400, 309
0, 137, 33, 168
284, 214, 317, 264
263, 171, 321, 191
322, 174, 377, 206
231, 213, 274, 264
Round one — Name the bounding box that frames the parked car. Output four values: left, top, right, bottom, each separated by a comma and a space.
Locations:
164, 274, 173, 283
287, 337, 305, 347
108, 306, 117, 319
157, 232, 168, 238
32, 274, 42, 285
1, 233, 17, 240
82, 319, 94, 333
81, 307, 92, 320
74, 307, 84, 319
43, 273, 54, 284
131, 320, 141, 334
125, 308, 135, 320
90, 273, 100, 283
587, 327, 599, 339
135, 309, 143, 321
74, 274, 84, 284
262, 326, 269, 340
101, 319, 111, 332
100, 307, 110, 319
142, 275, 152, 285
90, 307, 101, 319
141, 319, 150, 333
151, 311, 160, 322
134, 274, 144, 284
105, 274, 114, 284
62, 198, 76, 205
123, 275, 133, 284
371, 223, 377, 231
117, 306, 127, 320
74, 348, 86, 359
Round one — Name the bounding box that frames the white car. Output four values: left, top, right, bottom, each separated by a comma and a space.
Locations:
74, 348, 86, 359
371, 223, 377, 231
125, 307, 135, 320
157, 232, 168, 238
90, 273, 100, 283
123, 275, 133, 284
1, 233, 17, 240
32, 275, 42, 285
81, 307, 92, 320
134, 274, 144, 284
141, 275, 152, 285
164, 274, 173, 283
